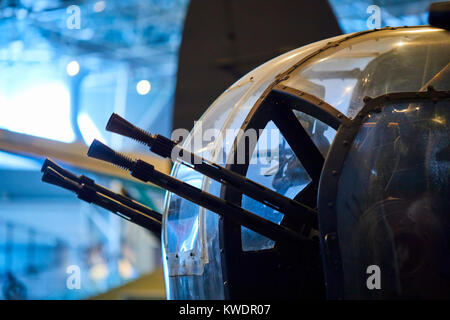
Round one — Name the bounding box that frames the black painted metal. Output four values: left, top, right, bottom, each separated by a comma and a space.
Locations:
317, 87, 450, 299
220, 87, 344, 299
41, 158, 162, 223
272, 84, 351, 130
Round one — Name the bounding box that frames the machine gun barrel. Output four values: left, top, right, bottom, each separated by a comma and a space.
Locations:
41, 166, 161, 236
87, 139, 311, 246
106, 113, 317, 229
41, 158, 162, 223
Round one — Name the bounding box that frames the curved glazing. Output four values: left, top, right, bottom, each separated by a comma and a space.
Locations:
162, 34, 346, 299
336, 99, 450, 299
281, 27, 450, 117
162, 26, 450, 300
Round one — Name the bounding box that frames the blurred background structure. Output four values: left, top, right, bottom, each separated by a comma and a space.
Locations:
0, 0, 188, 300
0, 0, 439, 299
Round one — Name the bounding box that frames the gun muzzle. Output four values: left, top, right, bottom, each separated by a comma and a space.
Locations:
42, 167, 81, 193
106, 113, 155, 146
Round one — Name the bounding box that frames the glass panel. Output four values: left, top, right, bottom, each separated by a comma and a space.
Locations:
163, 162, 225, 299
241, 121, 311, 251
293, 110, 337, 157
282, 27, 449, 118
164, 165, 204, 275
163, 175, 225, 299
336, 99, 450, 299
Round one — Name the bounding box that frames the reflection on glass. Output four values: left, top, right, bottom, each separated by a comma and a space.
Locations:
282, 28, 449, 117
336, 100, 450, 299
241, 121, 311, 251
241, 113, 336, 252
164, 163, 225, 299
293, 110, 336, 157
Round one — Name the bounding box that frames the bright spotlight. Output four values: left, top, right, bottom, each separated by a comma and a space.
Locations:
136, 80, 151, 95
0, 82, 75, 143
66, 60, 80, 76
